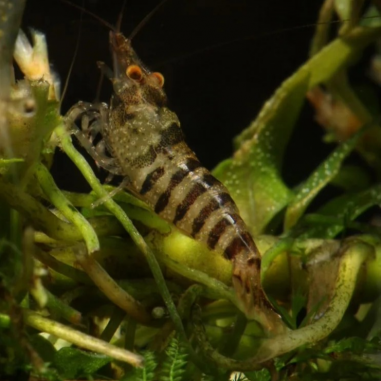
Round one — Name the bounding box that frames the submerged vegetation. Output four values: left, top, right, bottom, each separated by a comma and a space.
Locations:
2, 0, 381, 379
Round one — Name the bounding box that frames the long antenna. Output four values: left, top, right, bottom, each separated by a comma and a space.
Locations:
59, 0, 85, 110
152, 13, 381, 66
60, 0, 116, 31
129, 0, 171, 40
116, 0, 127, 33
60, 0, 172, 40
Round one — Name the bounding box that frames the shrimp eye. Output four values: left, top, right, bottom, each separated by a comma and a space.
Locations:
126, 65, 143, 81
151, 72, 165, 87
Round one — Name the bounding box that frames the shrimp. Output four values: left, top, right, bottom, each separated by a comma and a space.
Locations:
65, 25, 282, 330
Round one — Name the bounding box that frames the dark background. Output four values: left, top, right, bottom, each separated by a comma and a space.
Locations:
21, 0, 343, 191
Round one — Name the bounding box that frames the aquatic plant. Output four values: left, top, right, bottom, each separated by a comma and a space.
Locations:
1, 0, 381, 379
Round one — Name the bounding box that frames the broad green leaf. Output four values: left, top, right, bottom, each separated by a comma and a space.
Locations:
214, 23, 381, 233
300, 184, 381, 238
284, 130, 361, 230
330, 165, 371, 191
213, 72, 308, 233
52, 347, 111, 379
29, 334, 56, 363
235, 24, 381, 148
360, 5, 381, 27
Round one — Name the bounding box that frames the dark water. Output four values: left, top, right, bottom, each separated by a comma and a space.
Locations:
21, 0, 358, 193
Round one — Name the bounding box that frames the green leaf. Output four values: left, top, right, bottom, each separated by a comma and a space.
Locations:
301, 184, 381, 238
52, 347, 111, 379
284, 129, 361, 230
160, 337, 188, 381
29, 334, 56, 363
291, 289, 307, 326
334, 0, 354, 21
245, 368, 271, 381
360, 5, 381, 28
330, 165, 371, 191
213, 71, 308, 233
126, 351, 157, 381
324, 337, 381, 355
266, 296, 295, 329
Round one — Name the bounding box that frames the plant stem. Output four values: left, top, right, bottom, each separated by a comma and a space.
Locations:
75, 247, 151, 325
23, 309, 144, 367
56, 124, 188, 342
192, 240, 372, 371
35, 162, 99, 253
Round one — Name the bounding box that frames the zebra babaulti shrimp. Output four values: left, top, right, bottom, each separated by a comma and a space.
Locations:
63, 0, 288, 329
66, 31, 283, 331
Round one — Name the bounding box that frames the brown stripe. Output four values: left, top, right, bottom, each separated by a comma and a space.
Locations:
159, 123, 184, 148
217, 192, 235, 206
130, 146, 157, 168
173, 183, 207, 224
191, 199, 219, 236
224, 231, 255, 259
191, 191, 235, 237
202, 173, 220, 188
207, 217, 231, 249
185, 157, 202, 172
140, 166, 165, 195
155, 168, 188, 213
154, 157, 201, 214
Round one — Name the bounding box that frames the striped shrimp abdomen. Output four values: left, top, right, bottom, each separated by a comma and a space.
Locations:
108, 101, 260, 266
113, 107, 276, 323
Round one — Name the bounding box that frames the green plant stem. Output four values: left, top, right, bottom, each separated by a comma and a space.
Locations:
159, 254, 235, 303
100, 307, 126, 342
309, 0, 335, 56
23, 309, 144, 367
0, 313, 10, 328
124, 317, 137, 351
285, 129, 363, 230
33, 246, 92, 284
35, 162, 99, 253
63, 190, 171, 234
192, 305, 264, 372
75, 248, 151, 325
45, 289, 82, 325
261, 237, 294, 282
219, 313, 247, 357
31, 166, 150, 325
258, 240, 372, 361
0, 177, 79, 240
192, 240, 372, 371
59, 286, 94, 305
0, 177, 124, 241
56, 124, 187, 343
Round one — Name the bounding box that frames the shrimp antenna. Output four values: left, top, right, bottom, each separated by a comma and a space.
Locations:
129, 0, 171, 40
153, 13, 381, 66
59, 0, 116, 31
116, 0, 127, 33
59, 0, 85, 110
